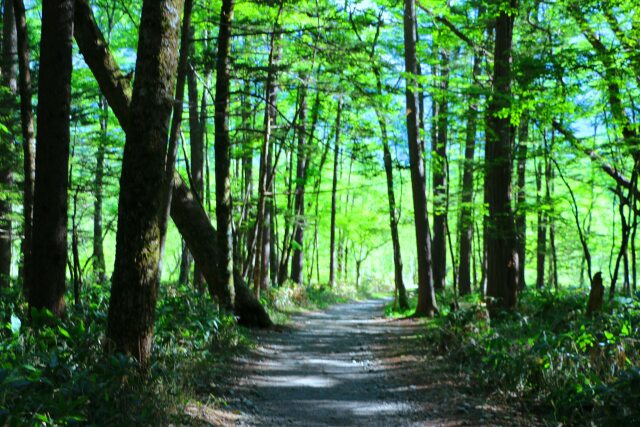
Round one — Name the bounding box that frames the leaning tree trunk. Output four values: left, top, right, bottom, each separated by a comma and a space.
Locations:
171, 173, 271, 326
484, 0, 519, 312
432, 50, 449, 293
13, 0, 35, 296
0, 0, 17, 288
107, 0, 184, 363
28, 0, 74, 316
403, 0, 438, 316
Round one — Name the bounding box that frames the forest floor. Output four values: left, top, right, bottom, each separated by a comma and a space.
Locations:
184, 298, 544, 426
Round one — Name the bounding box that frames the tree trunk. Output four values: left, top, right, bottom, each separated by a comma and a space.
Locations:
535, 157, 547, 289
484, 0, 519, 312
515, 115, 528, 290
178, 239, 192, 286
403, 0, 438, 316
254, 29, 282, 296
93, 97, 108, 282
432, 50, 449, 293
28, 0, 74, 316
0, 0, 17, 288
188, 28, 205, 292
171, 173, 271, 326
329, 98, 343, 288
107, 0, 184, 363
458, 52, 481, 296
13, 0, 35, 296
377, 108, 409, 309
213, 0, 236, 303
290, 83, 313, 284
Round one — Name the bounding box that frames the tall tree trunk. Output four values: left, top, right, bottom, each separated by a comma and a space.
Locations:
187, 32, 206, 292
535, 157, 547, 289
403, 0, 438, 316
213, 0, 236, 304
377, 108, 409, 309
0, 0, 17, 288
329, 98, 343, 288
13, 0, 35, 296
107, 0, 184, 363
484, 0, 519, 312
28, 0, 74, 315
432, 50, 449, 293
239, 80, 254, 279
254, 28, 282, 296
290, 83, 314, 284
515, 115, 528, 290
93, 97, 108, 282
457, 53, 480, 296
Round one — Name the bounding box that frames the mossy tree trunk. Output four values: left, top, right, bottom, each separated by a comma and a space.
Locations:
107, 0, 184, 363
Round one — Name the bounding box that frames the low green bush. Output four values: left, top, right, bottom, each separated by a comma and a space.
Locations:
423, 289, 640, 425
0, 284, 245, 426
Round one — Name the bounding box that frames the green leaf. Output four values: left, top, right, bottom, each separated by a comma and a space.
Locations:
58, 326, 72, 339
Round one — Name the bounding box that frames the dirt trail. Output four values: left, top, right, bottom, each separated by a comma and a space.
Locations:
212, 299, 540, 426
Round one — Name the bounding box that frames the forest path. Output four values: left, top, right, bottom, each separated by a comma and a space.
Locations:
210, 299, 541, 426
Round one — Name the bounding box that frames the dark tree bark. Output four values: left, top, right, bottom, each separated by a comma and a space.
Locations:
403, 0, 438, 316
535, 157, 547, 289
457, 53, 480, 296
213, 0, 236, 304
515, 116, 528, 290
107, 0, 184, 362
329, 99, 343, 288
73, 0, 268, 326
93, 97, 108, 282
484, 0, 519, 312
0, 0, 17, 288
13, 0, 35, 295
28, 0, 74, 316
432, 50, 449, 293
171, 173, 271, 326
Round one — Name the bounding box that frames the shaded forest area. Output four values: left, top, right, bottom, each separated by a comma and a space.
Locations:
1, 0, 640, 425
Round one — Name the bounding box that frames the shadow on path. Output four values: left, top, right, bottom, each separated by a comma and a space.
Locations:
203, 299, 542, 426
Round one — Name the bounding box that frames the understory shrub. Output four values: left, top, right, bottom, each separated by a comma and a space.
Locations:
424, 289, 640, 425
